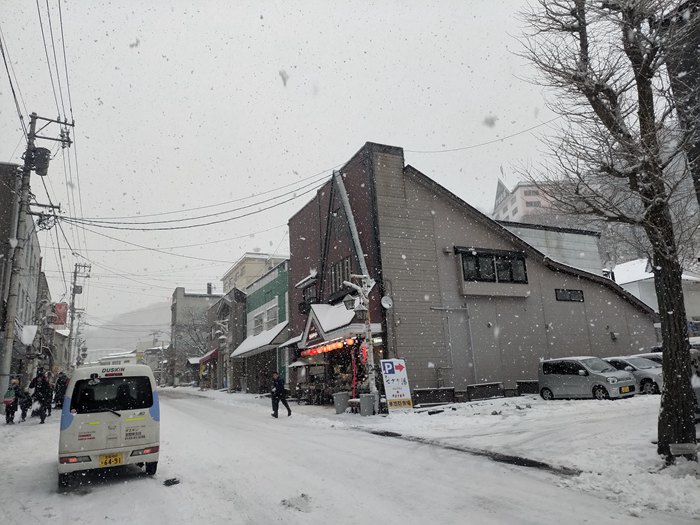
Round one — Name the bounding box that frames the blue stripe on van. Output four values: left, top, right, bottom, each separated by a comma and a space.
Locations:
149, 390, 160, 422
60, 396, 73, 431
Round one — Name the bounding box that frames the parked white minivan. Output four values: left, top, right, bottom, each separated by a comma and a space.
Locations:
58, 364, 160, 488
538, 356, 636, 400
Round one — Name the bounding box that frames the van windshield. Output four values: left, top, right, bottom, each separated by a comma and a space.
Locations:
580, 358, 616, 373
70, 376, 153, 414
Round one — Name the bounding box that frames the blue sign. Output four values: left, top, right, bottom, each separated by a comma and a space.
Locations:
382, 361, 395, 374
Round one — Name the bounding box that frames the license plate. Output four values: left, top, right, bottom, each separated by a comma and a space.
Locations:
620, 386, 631, 394
99, 453, 123, 467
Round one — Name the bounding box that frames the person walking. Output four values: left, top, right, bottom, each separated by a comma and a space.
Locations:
3, 379, 20, 424
29, 369, 52, 424
54, 371, 69, 409
270, 372, 291, 418
18, 389, 32, 422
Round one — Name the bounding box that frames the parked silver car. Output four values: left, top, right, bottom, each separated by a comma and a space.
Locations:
538, 357, 636, 400
603, 357, 663, 395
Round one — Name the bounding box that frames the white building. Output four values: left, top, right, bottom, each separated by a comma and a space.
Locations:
613, 258, 700, 325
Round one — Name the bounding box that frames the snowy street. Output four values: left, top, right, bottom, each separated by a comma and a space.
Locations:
0, 388, 697, 524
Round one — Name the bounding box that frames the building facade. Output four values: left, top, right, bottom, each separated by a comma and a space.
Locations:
168, 285, 222, 385
230, 261, 290, 393
202, 287, 246, 390
221, 252, 287, 294
287, 143, 658, 396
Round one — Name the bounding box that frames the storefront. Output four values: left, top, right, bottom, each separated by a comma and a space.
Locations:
230, 321, 289, 394
291, 303, 384, 404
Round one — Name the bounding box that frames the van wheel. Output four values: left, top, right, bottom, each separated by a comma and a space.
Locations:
58, 473, 71, 489
540, 388, 554, 400
145, 462, 158, 476
641, 380, 655, 395
592, 386, 609, 400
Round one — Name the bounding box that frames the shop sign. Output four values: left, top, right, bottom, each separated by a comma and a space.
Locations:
380, 359, 413, 412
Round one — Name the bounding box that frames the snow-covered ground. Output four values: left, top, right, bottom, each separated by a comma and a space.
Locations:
176, 388, 700, 520
0, 388, 696, 524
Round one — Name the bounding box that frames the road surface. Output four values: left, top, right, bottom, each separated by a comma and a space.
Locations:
0, 389, 693, 524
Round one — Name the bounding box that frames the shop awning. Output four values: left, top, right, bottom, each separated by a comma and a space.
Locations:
186, 357, 200, 365
231, 321, 289, 359
288, 356, 329, 368
199, 348, 219, 365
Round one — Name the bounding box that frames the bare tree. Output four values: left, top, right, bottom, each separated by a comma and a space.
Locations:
520, 0, 698, 458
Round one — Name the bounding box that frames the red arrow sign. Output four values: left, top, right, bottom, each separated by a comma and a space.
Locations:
395, 363, 405, 372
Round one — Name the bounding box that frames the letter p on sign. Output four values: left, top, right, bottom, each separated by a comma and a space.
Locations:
382, 362, 395, 374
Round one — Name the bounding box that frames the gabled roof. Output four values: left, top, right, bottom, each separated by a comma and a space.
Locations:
402, 164, 659, 321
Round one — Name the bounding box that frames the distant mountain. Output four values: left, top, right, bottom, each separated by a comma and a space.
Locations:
84, 300, 171, 357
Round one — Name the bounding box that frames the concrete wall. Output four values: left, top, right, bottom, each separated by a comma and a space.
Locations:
374, 154, 658, 391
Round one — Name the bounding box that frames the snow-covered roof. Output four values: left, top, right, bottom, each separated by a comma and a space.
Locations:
231, 321, 289, 359
613, 258, 700, 285
613, 259, 653, 285
54, 329, 70, 337
279, 334, 302, 348
187, 357, 201, 365
311, 303, 356, 333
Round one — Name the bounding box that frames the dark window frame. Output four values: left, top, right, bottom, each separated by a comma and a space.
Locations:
555, 289, 584, 302
460, 249, 528, 284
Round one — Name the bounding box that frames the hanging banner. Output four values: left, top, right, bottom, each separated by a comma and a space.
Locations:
53, 303, 68, 325
380, 358, 413, 412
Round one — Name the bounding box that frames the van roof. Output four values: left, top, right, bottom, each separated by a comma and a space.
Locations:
542, 356, 596, 362
71, 364, 155, 380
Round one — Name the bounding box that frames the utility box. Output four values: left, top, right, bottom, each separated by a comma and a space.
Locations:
359, 393, 374, 416
333, 391, 350, 414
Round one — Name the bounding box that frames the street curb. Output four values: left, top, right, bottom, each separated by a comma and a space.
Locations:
356, 428, 582, 477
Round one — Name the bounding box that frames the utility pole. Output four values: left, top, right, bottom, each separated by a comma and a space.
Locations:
0, 112, 72, 407
68, 263, 90, 367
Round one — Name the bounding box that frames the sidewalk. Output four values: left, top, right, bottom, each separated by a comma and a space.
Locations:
165, 387, 700, 519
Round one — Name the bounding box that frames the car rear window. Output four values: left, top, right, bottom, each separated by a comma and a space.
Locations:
70, 376, 153, 414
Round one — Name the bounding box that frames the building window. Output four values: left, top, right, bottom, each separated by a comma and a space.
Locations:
524, 189, 539, 196
555, 289, 584, 302
525, 201, 541, 207
461, 251, 527, 284
253, 313, 264, 335
265, 305, 279, 330
329, 257, 351, 294
511, 207, 518, 216
302, 284, 317, 303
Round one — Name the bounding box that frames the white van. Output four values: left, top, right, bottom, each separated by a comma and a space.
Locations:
58, 364, 160, 488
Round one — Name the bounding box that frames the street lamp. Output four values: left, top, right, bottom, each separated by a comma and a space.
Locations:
343, 275, 379, 414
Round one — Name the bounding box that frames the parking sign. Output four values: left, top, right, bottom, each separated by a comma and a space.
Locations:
380, 359, 412, 412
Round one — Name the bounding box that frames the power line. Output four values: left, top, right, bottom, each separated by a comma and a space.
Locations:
36, 223, 286, 253
0, 27, 27, 138
66, 222, 244, 264
35, 0, 62, 117
44, 0, 67, 119
57, 0, 74, 119
62, 179, 328, 231
404, 117, 561, 154
78, 164, 341, 221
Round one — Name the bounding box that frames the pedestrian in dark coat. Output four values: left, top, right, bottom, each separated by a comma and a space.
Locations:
3, 379, 20, 424
18, 390, 32, 422
270, 372, 291, 418
54, 372, 68, 409
29, 370, 52, 424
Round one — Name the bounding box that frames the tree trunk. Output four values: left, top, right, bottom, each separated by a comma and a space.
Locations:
647, 214, 697, 458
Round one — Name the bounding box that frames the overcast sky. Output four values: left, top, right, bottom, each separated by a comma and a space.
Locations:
0, 1, 556, 347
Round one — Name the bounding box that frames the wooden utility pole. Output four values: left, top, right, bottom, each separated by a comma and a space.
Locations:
67, 263, 90, 367
0, 113, 73, 407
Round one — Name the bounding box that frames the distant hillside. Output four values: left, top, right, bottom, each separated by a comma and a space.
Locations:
84, 300, 171, 355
